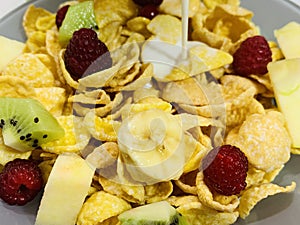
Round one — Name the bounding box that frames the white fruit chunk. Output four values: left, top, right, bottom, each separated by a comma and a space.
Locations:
0, 35, 25, 71
268, 58, 300, 148
274, 22, 300, 59
117, 109, 195, 184
35, 153, 95, 225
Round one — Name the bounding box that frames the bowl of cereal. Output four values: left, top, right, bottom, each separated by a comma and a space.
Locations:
0, 0, 300, 224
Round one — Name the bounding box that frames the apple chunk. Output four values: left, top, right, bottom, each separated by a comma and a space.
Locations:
268, 58, 300, 148
0, 35, 25, 71
35, 153, 95, 225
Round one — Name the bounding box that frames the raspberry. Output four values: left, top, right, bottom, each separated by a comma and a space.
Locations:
64, 28, 112, 81
202, 145, 248, 196
0, 158, 43, 205
232, 35, 272, 77
55, 5, 70, 29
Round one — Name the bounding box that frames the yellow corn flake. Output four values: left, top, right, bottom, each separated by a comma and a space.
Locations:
183, 140, 211, 174
192, 4, 258, 53
0, 76, 36, 98
147, 15, 182, 44
126, 17, 151, 38
203, 0, 240, 9
159, 0, 200, 18
196, 172, 239, 212
176, 201, 239, 225
239, 182, 296, 219
77, 191, 131, 225
221, 74, 267, 95
98, 176, 145, 204
113, 63, 153, 92
83, 111, 121, 142
2, 53, 55, 87
22, 5, 53, 37
70, 89, 111, 106
221, 77, 265, 128
106, 62, 141, 88
145, 181, 173, 203
121, 97, 172, 119
192, 27, 233, 52
94, 0, 138, 29
41, 115, 91, 154
35, 14, 56, 32
0, 131, 31, 166
24, 31, 46, 53
99, 22, 124, 50
33, 87, 67, 116
226, 111, 291, 172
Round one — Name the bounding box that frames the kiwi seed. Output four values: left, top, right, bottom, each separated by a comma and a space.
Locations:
34, 117, 39, 123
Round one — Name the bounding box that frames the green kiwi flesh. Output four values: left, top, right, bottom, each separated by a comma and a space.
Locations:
58, 0, 97, 47
118, 201, 189, 225
0, 97, 65, 152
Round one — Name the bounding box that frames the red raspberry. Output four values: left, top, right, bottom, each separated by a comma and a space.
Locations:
202, 145, 248, 196
64, 28, 112, 81
55, 5, 70, 29
0, 158, 43, 206
232, 35, 272, 77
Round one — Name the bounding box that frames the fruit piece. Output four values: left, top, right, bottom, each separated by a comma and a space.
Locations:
55, 4, 70, 29
58, 0, 97, 47
133, 0, 163, 6
0, 158, 43, 206
139, 4, 159, 19
35, 153, 95, 225
118, 200, 189, 225
117, 109, 186, 184
274, 22, 300, 59
64, 28, 112, 81
232, 35, 272, 77
268, 58, 300, 148
0, 35, 25, 71
0, 97, 65, 152
202, 145, 248, 196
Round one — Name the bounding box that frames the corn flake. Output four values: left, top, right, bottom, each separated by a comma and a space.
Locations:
77, 191, 131, 225
176, 200, 239, 225
98, 176, 145, 204
196, 172, 239, 212
83, 111, 121, 142
41, 115, 91, 154
0, 76, 36, 98
33, 87, 66, 116
2, 53, 55, 87
226, 111, 291, 172
22, 5, 53, 37
239, 182, 296, 219
159, 0, 201, 18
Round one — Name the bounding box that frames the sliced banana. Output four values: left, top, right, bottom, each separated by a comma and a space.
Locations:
117, 108, 189, 184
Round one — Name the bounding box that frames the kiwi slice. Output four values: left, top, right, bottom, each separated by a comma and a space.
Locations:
118, 201, 190, 225
0, 97, 65, 152
58, 0, 97, 47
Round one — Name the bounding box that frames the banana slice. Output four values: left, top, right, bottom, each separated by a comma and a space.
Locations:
117, 108, 188, 184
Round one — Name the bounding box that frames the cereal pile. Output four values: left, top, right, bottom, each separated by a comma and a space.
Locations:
0, 0, 298, 224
